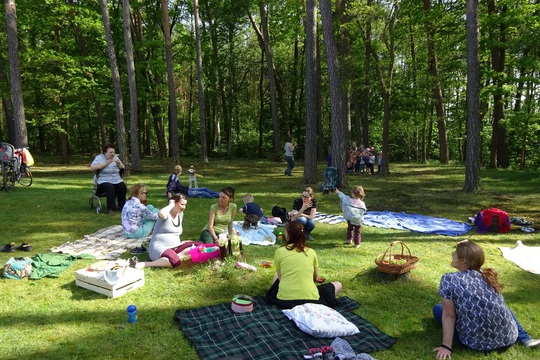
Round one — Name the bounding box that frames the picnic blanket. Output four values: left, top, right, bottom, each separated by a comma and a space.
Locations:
174, 296, 396, 360
188, 187, 219, 198
50, 225, 149, 260
499, 241, 540, 275
314, 211, 472, 236
233, 221, 276, 246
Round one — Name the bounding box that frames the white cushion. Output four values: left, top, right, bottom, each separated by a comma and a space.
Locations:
282, 303, 360, 338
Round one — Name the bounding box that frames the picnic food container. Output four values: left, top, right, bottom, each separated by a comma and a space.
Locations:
75, 262, 144, 298
231, 294, 254, 313
375, 241, 419, 275
190, 244, 221, 263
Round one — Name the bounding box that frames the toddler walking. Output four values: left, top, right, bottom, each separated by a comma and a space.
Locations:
335, 186, 367, 248
239, 193, 264, 230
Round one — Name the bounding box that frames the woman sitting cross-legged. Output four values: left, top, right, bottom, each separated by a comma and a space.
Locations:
266, 221, 342, 309
121, 184, 159, 238
130, 193, 200, 269
432, 240, 540, 359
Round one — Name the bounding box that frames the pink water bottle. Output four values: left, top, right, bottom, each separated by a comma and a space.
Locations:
236, 261, 257, 271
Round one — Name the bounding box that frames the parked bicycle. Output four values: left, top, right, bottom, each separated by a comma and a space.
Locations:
0, 142, 34, 192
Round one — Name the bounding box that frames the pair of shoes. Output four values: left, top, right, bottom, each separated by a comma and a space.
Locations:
108, 210, 115, 216
0, 242, 16, 252
129, 256, 138, 268
130, 244, 148, 254
307, 235, 314, 241
523, 339, 540, 348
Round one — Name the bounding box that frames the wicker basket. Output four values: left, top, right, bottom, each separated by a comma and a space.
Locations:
375, 241, 419, 275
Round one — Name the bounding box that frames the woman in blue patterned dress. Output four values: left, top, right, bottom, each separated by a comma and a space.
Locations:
432, 240, 539, 359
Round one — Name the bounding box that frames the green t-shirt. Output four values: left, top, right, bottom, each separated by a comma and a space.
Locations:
203, 202, 237, 234
274, 246, 319, 301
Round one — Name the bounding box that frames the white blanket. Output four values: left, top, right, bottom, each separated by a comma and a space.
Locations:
50, 225, 150, 260
233, 222, 276, 246
499, 241, 540, 275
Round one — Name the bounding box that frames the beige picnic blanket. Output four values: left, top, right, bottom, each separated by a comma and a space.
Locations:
50, 225, 150, 260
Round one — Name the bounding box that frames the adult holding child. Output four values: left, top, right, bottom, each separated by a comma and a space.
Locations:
289, 187, 317, 241
266, 221, 342, 309
90, 143, 127, 215
199, 187, 237, 243
121, 184, 159, 238
432, 240, 539, 359
130, 193, 200, 269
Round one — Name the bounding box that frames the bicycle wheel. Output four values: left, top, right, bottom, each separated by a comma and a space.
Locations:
18, 166, 33, 186
2, 163, 15, 192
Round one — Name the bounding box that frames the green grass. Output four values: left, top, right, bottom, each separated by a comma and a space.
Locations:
1, 157, 539, 360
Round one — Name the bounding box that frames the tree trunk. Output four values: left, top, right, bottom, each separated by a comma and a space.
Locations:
100, 0, 127, 166
320, 0, 347, 188
423, 0, 448, 164
362, 0, 372, 148
122, 0, 140, 171
304, 0, 318, 184
488, 0, 508, 169
5, 0, 28, 148
463, 0, 482, 192
193, 0, 208, 163
161, 0, 180, 162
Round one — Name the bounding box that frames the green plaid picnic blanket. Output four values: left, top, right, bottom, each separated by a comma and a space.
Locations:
174, 296, 396, 360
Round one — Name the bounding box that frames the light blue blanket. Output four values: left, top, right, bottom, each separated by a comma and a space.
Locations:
314, 211, 472, 236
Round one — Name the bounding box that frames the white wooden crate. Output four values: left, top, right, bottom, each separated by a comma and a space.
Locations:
75, 265, 144, 298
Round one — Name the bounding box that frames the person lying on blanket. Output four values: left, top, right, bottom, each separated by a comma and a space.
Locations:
266, 221, 342, 309
121, 183, 159, 238
432, 240, 540, 360
129, 193, 201, 269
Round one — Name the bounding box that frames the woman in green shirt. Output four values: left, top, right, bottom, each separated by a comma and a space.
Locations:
266, 221, 343, 309
200, 187, 237, 243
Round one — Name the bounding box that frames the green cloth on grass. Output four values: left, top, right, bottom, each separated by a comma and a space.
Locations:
30, 253, 95, 279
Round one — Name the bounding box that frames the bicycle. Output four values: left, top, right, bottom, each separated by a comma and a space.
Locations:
1, 143, 33, 192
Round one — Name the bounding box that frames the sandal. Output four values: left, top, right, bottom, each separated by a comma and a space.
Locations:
321, 346, 334, 360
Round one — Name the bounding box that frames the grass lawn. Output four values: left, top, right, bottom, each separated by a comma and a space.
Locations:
0, 156, 539, 360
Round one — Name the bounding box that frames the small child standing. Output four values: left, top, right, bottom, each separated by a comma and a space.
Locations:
239, 193, 264, 230
335, 186, 367, 248
187, 165, 198, 188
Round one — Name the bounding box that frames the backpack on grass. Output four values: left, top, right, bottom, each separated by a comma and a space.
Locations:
272, 205, 289, 224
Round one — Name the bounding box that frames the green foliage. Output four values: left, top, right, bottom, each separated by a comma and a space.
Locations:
0, 158, 540, 359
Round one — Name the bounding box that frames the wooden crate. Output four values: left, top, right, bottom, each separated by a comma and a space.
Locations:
75, 265, 144, 298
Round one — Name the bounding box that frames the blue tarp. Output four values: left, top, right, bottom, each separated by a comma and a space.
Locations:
363, 211, 472, 236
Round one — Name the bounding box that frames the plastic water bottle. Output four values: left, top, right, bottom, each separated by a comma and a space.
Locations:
236, 261, 257, 271
277, 231, 283, 243
127, 304, 138, 323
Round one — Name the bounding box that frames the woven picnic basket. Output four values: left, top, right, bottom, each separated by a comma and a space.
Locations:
375, 241, 419, 275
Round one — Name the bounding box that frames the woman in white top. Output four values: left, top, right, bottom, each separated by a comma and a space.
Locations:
90, 144, 127, 215
284, 135, 295, 176
130, 193, 200, 269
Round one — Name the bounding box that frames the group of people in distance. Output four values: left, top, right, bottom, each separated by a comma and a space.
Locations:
91, 144, 539, 357
346, 142, 382, 174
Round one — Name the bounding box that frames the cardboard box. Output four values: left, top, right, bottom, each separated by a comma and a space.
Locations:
75, 265, 144, 298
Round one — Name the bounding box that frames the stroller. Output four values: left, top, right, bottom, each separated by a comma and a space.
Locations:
320, 166, 337, 194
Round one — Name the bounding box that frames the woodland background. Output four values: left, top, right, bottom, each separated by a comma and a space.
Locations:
1, 0, 540, 186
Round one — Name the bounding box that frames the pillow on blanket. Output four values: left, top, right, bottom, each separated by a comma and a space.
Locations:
282, 303, 360, 338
